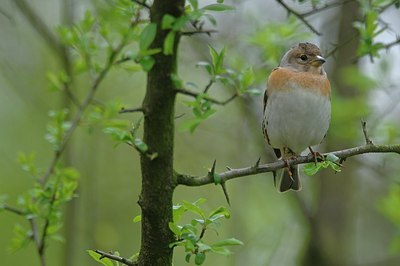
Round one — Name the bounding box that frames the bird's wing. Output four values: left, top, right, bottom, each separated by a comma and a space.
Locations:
263, 68, 281, 158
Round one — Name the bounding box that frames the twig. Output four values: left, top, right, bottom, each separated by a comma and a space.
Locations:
361, 119, 373, 145
119, 107, 145, 114
2, 204, 25, 216
203, 80, 214, 93
182, 29, 218, 36
94, 250, 137, 266
132, 0, 150, 9
176, 144, 400, 186
301, 0, 355, 17
275, 0, 322, 36
176, 88, 238, 105
28, 218, 46, 266
384, 38, 400, 50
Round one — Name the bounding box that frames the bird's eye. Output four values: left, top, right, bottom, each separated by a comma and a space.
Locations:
300, 55, 308, 61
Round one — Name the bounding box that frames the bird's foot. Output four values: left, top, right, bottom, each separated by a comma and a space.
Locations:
308, 146, 324, 165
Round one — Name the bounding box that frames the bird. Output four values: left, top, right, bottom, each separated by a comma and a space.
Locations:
262, 42, 331, 192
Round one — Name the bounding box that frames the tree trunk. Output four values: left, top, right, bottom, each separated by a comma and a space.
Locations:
138, 1, 184, 265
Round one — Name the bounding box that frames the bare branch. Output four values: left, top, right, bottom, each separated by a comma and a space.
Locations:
361, 119, 373, 145
182, 29, 218, 36
132, 0, 150, 9
275, 0, 322, 36
2, 204, 25, 216
176, 88, 238, 105
94, 250, 137, 266
384, 38, 400, 50
176, 144, 400, 186
301, 0, 355, 17
119, 107, 145, 114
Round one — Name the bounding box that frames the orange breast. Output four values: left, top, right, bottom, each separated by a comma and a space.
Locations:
267, 67, 330, 97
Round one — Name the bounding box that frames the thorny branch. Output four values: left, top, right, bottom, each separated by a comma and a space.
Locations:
176, 144, 400, 186
176, 88, 238, 105
94, 250, 137, 266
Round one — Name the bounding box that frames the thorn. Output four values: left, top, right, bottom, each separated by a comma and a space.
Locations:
361, 119, 373, 145
226, 166, 232, 171
220, 182, 231, 206
208, 159, 217, 178
254, 157, 261, 168
273, 171, 277, 188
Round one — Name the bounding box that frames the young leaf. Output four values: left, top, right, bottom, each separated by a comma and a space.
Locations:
201, 4, 235, 11
195, 252, 206, 265
133, 215, 141, 223
138, 56, 155, 72
211, 238, 244, 247
169, 222, 182, 236
163, 31, 176, 55
140, 23, 157, 51
303, 162, 323, 176
87, 250, 114, 266
162, 15, 176, 30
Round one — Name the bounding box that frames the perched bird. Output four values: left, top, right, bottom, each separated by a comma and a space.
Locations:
262, 42, 331, 192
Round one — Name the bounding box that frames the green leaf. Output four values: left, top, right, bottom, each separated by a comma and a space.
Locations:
87, 250, 114, 266
208, 206, 230, 221
197, 242, 212, 252
185, 253, 192, 263
173, 204, 187, 222
140, 23, 157, 51
162, 15, 176, 30
169, 222, 182, 236
202, 4, 235, 11
188, 0, 198, 10
133, 215, 141, 223
9, 224, 31, 252
172, 15, 190, 31
195, 252, 206, 265
138, 56, 155, 72
303, 162, 323, 176
134, 138, 149, 153
211, 238, 244, 247
183, 200, 206, 218
210, 246, 231, 256
163, 31, 176, 55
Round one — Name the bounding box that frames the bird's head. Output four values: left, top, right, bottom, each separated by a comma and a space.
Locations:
280, 42, 326, 74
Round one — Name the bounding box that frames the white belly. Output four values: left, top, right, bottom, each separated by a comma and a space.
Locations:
264, 89, 331, 154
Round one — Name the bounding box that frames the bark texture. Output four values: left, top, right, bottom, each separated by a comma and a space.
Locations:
138, 1, 184, 265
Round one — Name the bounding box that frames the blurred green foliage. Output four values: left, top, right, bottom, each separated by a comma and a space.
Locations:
1, 0, 400, 265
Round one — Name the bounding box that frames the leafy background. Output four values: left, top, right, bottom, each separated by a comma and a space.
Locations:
1, 0, 400, 265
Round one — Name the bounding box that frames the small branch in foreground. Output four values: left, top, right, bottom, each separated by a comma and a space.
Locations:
182, 29, 218, 36
176, 144, 400, 186
2, 204, 25, 216
94, 250, 137, 266
119, 107, 145, 114
301, 0, 355, 17
361, 119, 373, 145
176, 88, 238, 105
132, 0, 150, 9
275, 0, 322, 36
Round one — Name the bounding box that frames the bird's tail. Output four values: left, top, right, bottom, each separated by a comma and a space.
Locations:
278, 165, 302, 192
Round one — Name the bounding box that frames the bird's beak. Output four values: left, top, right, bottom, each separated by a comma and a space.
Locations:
311, 55, 326, 67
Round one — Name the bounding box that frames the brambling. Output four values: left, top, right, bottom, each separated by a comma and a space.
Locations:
262, 42, 331, 192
